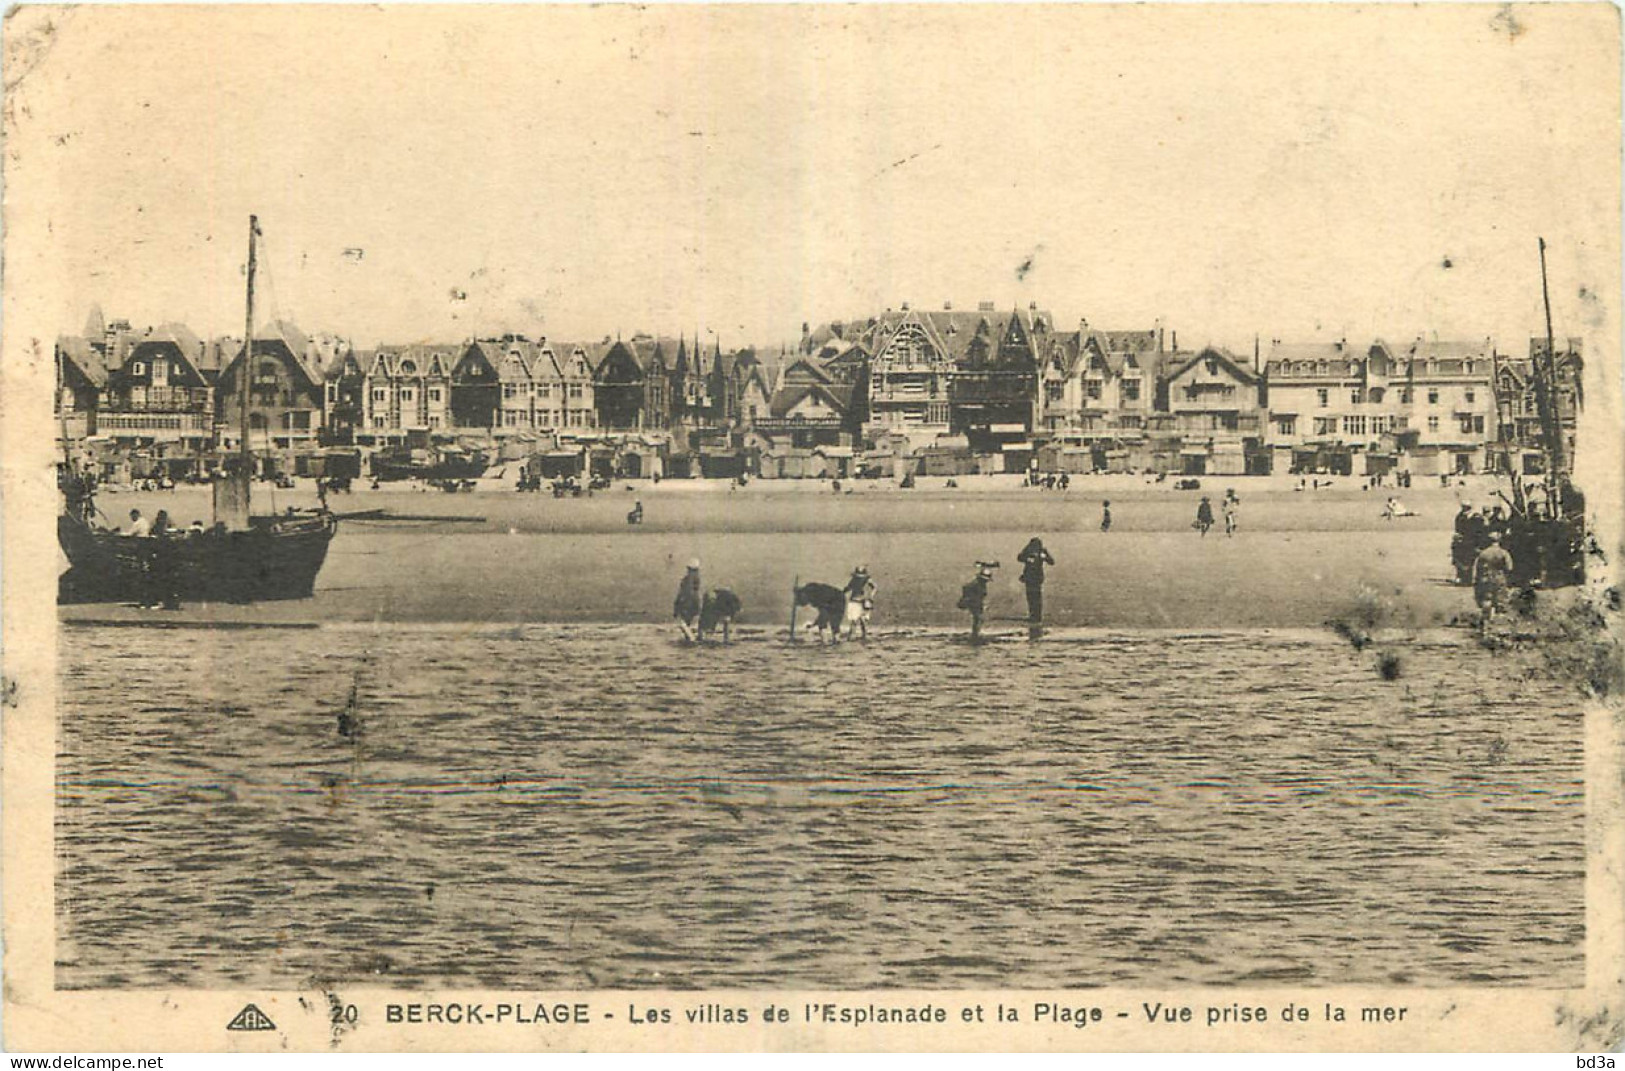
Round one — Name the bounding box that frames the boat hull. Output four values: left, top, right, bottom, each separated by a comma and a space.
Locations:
58, 513, 338, 604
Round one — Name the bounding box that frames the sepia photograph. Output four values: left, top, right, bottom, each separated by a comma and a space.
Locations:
3, 2, 1622, 1053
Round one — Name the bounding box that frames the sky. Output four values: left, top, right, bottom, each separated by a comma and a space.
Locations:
5, 4, 1619, 355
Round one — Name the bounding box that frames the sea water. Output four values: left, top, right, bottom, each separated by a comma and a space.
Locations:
56, 623, 1583, 989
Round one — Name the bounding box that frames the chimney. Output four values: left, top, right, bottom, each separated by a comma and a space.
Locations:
943, 300, 953, 311
1157, 325, 1165, 353
978, 300, 995, 312
1171, 330, 1177, 351
901, 301, 910, 311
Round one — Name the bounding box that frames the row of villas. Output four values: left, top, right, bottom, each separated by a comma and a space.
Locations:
56, 301, 1581, 480
798, 302, 1581, 478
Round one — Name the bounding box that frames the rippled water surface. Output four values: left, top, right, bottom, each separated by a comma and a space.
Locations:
57, 624, 1584, 989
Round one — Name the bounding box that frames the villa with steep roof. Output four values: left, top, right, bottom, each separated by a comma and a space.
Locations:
860, 302, 1054, 451
213, 321, 328, 456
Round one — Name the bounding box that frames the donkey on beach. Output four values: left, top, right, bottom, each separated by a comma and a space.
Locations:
793, 582, 848, 644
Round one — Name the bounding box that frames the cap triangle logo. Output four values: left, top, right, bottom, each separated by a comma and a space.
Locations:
226, 1003, 277, 1031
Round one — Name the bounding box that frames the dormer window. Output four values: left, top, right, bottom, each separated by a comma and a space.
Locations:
131, 361, 146, 377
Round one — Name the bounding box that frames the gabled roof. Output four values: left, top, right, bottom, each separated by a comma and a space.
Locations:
769, 381, 854, 419
259, 319, 309, 357
132, 322, 206, 362
781, 357, 834, 385
1163, 346, 1258, 385
862, 306, 1055, 367
531, 341, 569, 380
56, 335, 107, 387
822, 339, 870, 366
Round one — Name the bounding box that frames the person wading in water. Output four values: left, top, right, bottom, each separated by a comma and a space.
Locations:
958, 561, 998, 643
1016, 537, 1055, 639
673, 559, 703, 642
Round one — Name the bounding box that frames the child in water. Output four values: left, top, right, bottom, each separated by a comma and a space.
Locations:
957, 561, 998, 642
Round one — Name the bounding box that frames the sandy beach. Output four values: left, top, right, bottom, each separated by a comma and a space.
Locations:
60, 473, 1507, 630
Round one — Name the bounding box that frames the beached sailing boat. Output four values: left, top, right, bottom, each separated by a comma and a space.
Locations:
57, 216, 338, 603
1474, 238, 1588, 590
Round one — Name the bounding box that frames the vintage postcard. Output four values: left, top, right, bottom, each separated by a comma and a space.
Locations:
3, 3, 1621, 1054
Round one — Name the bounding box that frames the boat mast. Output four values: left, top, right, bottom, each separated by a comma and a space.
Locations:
240, 215, 258, 473
1536, 237, 1566, 514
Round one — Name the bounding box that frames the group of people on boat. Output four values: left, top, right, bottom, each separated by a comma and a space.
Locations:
115, 508, 215, 610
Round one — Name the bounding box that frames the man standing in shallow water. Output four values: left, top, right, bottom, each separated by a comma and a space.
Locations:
1017, 537, 1055, 638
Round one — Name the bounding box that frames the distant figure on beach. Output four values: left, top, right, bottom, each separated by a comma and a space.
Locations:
957, 561, 998, 642
1100, 500, 1112, 533
674, 560, 703, 642
698, 588, 742, 644
1222, 490, 1239, 537
124, 509, 151, 537
1382, 497, 1416, 521
1473, 532, 1515, 624
793, 582, 848, 644
1016, 537, 1054, 635
843, 565, 877, 641
1194, 496, 1214, 537
626, 501, 644, 525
